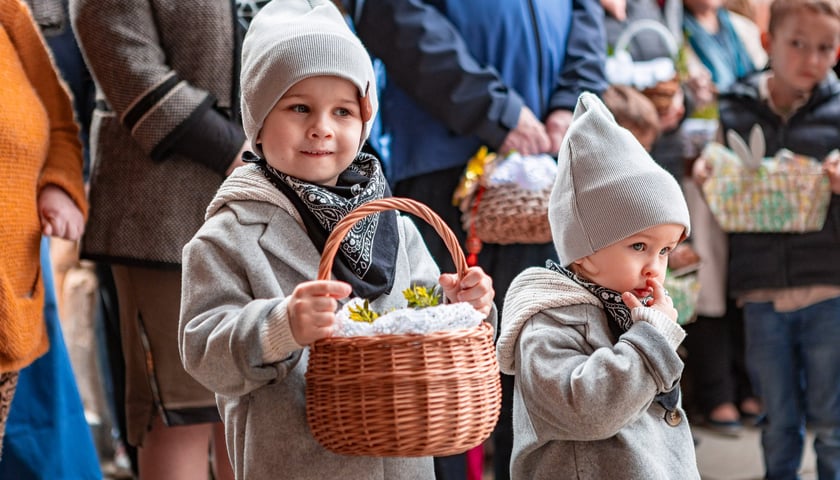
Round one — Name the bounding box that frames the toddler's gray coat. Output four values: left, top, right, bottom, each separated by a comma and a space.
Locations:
496, 267, 700, 479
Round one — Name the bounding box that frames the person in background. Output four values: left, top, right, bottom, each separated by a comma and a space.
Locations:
694, 0, 840, 475
604, 0, 692, 180
602, 83, 662, 151
69, 0, 258, 477
0, 0, 87, 461
497, 92, 699, 480
178, 2, 494, 479
680, 0, 767, 437
340, 2, 608, 478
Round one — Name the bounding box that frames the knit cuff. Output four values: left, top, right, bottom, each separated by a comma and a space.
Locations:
631, 307, 686, 350
259, 300, 303, 364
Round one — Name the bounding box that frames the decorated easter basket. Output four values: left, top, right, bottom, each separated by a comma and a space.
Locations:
305, 197, 502, 457
606, 19, 682, 115
453, 147, 555, 248
666, 270, 701, 326
700, 125, 832, 233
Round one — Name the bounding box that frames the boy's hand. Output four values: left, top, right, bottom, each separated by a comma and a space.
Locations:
38, 184, 85, 241
692, 155, 712, 185
824, 151, 840, 194
439, 266, 495, 317
621, 278, 678, 322
287, 280, 351, 345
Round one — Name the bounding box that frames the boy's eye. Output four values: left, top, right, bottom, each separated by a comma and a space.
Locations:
790, 39, 805, 49
631, 243, 645, 252
335, 107, 351, 117
291, 104, 309, 113
819, 44, 836, 55
659, 246, 672, 256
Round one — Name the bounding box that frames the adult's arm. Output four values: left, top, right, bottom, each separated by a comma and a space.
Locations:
350, 0, 522, 149
549, 0, 609, 111
69, 0, 244, 174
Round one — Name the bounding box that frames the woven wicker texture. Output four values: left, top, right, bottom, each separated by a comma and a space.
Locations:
701, 142, 831, 232
306, 197, 502, 457
461, 184, 552, 245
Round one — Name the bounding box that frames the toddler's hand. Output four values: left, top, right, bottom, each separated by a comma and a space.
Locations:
621, 278, 678, 322
38, 184, 85, 240
439, 266, 494, 317
824, 151, 840, 194
287, 280, 351, 345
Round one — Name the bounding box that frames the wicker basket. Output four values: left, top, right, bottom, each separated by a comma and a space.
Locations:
700, 141, 832, 233
461, 183, 553, 245
305, 197, 502, 457
455, 148, 554, 246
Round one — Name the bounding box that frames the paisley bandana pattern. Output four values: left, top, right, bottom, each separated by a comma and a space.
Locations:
253, 153, 398, 298
266, 156, 384, 278
547, 260, 634, 331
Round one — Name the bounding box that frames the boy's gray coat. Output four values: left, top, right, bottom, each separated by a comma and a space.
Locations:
179, 166, 447, 479
497, 267, 700, 479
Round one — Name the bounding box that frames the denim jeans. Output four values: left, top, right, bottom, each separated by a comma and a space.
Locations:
744, 297, 840, 480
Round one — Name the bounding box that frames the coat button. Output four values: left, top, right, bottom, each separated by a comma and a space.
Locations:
664, 409, 682, 427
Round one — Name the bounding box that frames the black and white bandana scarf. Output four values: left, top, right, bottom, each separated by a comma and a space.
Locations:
547, 260, 680, 411
547, 260, 634, 332
254, 153, 398, 299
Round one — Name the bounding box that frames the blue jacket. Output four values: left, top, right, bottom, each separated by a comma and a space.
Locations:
347, 0, 608, 183
718, 72, 840, 293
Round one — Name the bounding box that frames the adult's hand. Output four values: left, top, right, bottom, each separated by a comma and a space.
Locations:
498, 106, 550, 156
545, 109, 574, 155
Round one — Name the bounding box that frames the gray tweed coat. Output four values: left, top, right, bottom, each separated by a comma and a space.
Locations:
70, 0, 246, 266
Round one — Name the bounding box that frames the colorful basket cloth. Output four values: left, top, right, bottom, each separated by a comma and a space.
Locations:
665, 270, 701, 326
700, 141, 832, 233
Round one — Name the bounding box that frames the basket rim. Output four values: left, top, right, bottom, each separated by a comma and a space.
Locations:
309, 319, 494, 350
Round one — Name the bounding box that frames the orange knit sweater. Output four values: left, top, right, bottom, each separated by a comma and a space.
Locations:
0, 0, 87, 373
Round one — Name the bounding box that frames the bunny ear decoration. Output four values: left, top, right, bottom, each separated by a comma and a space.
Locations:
749, 124, 765, 162
726, 127, 763, 171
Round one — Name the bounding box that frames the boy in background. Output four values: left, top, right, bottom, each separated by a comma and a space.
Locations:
697, 0, 840, 476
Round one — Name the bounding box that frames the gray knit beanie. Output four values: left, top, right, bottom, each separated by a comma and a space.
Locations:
240, 0, 378, 155
549, 92, 690, 266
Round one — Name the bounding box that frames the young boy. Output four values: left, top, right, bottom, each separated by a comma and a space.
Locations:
709, 0, 840, 476
177, 1, 495, 479
496, 92, 700, 479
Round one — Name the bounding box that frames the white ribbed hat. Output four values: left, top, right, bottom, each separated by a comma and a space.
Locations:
240, 0, 378, 155
549, 92, 690, 265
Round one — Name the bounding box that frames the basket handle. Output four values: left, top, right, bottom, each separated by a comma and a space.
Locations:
614, 19, 679, 59
317, 197, 468, 282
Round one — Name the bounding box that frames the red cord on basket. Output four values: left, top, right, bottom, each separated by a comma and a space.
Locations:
466, 186, 485, 267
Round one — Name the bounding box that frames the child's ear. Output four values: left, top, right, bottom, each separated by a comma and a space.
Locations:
360, 82, 373, 123
761, 31, 771, 53
572, 257, 598, 277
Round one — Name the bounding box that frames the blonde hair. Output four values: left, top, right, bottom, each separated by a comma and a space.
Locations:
768, 0, 840, 33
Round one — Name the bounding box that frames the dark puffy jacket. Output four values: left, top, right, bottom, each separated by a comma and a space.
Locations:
718, 72, 840, 293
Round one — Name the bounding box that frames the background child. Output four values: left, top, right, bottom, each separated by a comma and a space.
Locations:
496, 92, 699, 479
178, 1, 494, 479
0, 0, 87, 458
699, 0, 840, 476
